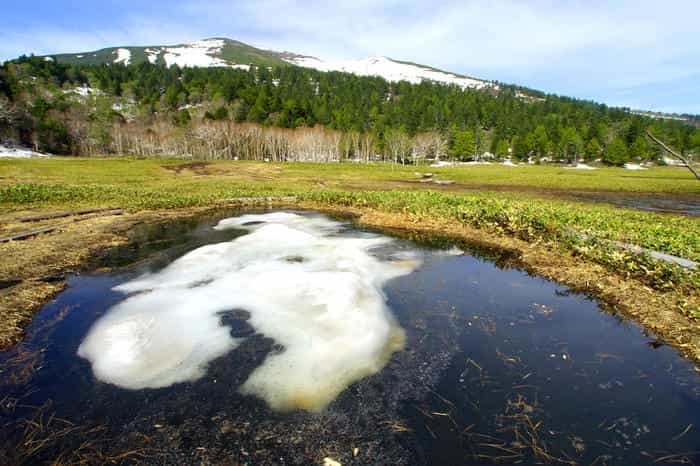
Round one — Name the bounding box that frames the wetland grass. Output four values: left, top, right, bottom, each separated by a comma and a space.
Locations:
0, 158, 698, 361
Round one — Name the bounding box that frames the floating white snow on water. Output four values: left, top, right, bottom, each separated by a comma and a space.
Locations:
286, 55, 493, 90
78, 212, 430, 411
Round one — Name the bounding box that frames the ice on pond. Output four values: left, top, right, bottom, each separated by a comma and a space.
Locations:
78, 212, 422, 411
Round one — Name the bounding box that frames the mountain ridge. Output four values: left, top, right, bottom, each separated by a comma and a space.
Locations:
28, 37, 698, 121
42, 37, 495, 91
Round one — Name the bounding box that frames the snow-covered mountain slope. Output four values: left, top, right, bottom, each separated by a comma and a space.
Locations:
49, 38, 286, 69
284, 55, 493, 90
44, 38, 494, 90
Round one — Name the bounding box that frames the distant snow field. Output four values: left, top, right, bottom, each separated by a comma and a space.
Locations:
285, 55, 493, 90
0, 144, 50, 158
565, 163, 598, 170
137, 39, 250, 70
162, 39, 231, 68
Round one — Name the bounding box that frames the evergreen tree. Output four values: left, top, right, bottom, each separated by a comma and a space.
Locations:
494, 139, 510, 159
603, 138, 629, 166
629, 136, 649, 160
533, 125, 549, 156
451, 130, 476, 161
585, 138, 601, 159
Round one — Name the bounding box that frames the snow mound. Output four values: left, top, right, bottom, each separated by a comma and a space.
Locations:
286, 55, 493, 90
430, 161, 454, 167
565, 163, 598, 170
0, 144, 50, 158
460, 161, 492, 166
624, 163, 647, 170
662, 156, 685, 167
78, 212, 427, 411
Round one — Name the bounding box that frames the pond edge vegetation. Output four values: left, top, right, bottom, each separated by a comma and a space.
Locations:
1, 187, 699, 367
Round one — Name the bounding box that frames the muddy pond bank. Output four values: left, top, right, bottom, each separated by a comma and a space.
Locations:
2, 209, 700, 465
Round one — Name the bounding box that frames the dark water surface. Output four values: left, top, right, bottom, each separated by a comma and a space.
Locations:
1, 210, 699, 465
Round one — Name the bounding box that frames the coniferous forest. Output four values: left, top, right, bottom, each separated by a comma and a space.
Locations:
1, 55, 699, 164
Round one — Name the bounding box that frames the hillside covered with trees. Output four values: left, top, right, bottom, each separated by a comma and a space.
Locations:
1, 56, 699, 164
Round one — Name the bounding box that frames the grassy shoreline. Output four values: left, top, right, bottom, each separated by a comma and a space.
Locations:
0, 158, 698, 361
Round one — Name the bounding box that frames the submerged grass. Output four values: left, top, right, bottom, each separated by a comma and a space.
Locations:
0, 400, 161, 465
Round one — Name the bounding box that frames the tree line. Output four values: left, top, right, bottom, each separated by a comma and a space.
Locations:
1, 55, 698, 164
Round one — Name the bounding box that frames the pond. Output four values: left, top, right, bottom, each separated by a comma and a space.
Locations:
1, 210, 699, 465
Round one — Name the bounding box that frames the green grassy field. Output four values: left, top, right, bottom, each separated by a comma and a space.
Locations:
1, 158, 698, 298
2, 158, 699, 194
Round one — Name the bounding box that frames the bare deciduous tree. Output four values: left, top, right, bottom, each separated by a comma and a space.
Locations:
385, 128, 412, 166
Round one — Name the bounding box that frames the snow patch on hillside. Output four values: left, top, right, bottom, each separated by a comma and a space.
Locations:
161, 39, 230, 68
65, 85, 103, 97
136, 40, 251, 69
286, 55, 492, 90
145, 48, 160, 64
114, 48, 131, 65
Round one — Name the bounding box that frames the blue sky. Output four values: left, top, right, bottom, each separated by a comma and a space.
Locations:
1, 0, 698, 114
